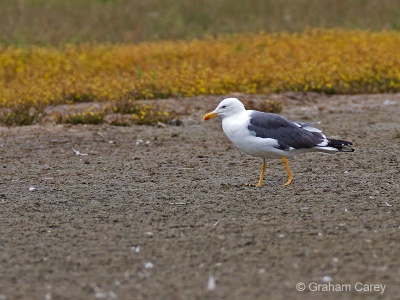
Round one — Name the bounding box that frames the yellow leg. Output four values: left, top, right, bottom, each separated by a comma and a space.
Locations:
282, 157, 293, 186
256, 159, 266, 187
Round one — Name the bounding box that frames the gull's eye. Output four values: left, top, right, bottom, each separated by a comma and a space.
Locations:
221, 105, 227, 109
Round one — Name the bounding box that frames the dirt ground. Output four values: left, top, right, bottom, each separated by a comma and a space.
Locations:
1, 93, 399, 300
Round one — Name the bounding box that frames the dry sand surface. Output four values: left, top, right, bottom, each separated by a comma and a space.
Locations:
1, 93, 399, 300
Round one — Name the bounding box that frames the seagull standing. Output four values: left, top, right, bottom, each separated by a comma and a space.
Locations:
203, 98, 354, 186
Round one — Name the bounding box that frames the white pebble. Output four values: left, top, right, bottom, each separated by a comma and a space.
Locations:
131, 246, 140, 253
144, 262, 154, 269
322, 275, 332, 282
207, 275, 216, 291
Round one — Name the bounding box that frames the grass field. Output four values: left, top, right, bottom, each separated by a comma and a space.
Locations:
1, 1, 400, 125
1, 0, 400, 45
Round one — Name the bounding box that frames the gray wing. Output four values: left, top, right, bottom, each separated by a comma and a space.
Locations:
248, 111, 325, 150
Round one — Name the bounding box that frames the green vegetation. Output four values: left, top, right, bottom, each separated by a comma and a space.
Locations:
54, 107, 106, 125
1, 0, 399, 45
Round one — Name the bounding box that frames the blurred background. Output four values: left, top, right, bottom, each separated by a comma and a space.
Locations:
1, 0, 400, 45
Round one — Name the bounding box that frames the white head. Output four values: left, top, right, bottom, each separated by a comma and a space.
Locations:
203, 98, 246, 120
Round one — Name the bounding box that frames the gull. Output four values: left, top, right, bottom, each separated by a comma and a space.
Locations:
203, 98, 354, 186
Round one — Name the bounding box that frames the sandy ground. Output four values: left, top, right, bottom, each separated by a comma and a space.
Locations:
0, 93, 399, 300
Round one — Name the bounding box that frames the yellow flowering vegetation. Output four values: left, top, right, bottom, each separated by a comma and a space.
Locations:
1, 29, 399, 125
54, 106, 106, 125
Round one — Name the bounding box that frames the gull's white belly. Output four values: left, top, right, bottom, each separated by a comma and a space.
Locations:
222, 114, 293, 159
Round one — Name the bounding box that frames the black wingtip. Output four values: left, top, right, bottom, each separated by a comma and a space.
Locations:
327, 139, 355, 152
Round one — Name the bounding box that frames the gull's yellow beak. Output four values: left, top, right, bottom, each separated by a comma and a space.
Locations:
203, 111, 218, 121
